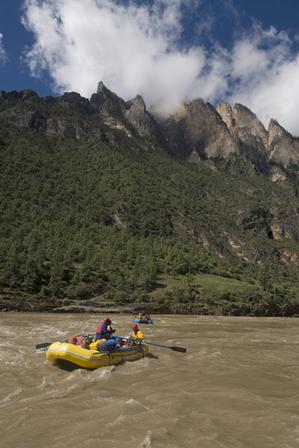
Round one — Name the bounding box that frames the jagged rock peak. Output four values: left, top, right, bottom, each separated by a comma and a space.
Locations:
94, 81, 123, 102
216, 100, 269, 168
233, 103, 267, 135
217, 101, 266, 132
268, 118, 299, 167
90, 81, 125, 117
233, 103, 267, 146
268, 118, 291, 138
125, 94, 158, 138
128, 94, 146, 112
216, 102, 234, 129
97, 80, 106, 93
268, 118, 295, 151
163, 96, 239, 159
233, 103, 257, 118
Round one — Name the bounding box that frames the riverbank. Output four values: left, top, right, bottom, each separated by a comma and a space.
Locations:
0, 289, 134, 313
1, 288, 299, 317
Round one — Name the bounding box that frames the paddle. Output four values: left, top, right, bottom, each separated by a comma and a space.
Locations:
122, 337, 187, 353
143, 341, 187, 353
36, 342, 54, 350
35, 334, 95, 350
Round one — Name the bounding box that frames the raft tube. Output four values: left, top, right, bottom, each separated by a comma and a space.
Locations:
134, 318, 154, 325
46, 341, 149, 370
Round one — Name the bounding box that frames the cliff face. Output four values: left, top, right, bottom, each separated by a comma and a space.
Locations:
216, 103, 299, 170
216, 102, 269, 169
157, 99, 238, 159
268, 119, 299, 168
1, 82, 299, 170
217, 103, 268, 151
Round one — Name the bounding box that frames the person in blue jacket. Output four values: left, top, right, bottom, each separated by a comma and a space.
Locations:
94, 317, 117, 352
96, 317, 115, 340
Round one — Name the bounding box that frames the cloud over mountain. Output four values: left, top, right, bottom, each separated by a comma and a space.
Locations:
22, 0, 299, 134
22, 0, 208, 113
229, 24, 299, 136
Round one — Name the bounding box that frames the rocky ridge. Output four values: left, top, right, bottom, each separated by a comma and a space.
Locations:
0, 82, 299, 171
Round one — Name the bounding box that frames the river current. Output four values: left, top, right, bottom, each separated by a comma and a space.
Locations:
1, 313, 299, 448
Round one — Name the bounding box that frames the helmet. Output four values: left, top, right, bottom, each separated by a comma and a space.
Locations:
67, 336, 77, 344
132, 323, 138, 330
103, 317, 112, 324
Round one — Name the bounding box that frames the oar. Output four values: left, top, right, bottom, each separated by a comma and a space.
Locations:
35, 334, 95, 350
123, 337, 187, 353
36, 342, 54, 349
143, 341, 187, 353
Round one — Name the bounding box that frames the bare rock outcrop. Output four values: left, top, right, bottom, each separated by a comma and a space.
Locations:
232, 104, 268, 151
217, 102, 268, 168
158, 99, 238, 159
125, 95, 158, 138
216, 102, 235, 129
268, 119, 299, 168
90, 81, 126, 118
90, 82, 161, 142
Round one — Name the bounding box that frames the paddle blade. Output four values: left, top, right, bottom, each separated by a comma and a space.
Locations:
143, 340, 187, 353
36, 342, 51, 350
170, 346, 187, 353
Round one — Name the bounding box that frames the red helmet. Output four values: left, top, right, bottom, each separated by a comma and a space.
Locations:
103, 317, 112, 324
132, 323, 138, 330
67, 336, 77, 344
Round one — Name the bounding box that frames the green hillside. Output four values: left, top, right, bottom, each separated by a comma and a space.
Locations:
0, 121, 299, 315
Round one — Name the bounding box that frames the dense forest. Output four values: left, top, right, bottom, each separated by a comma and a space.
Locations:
1, 91, 299, 315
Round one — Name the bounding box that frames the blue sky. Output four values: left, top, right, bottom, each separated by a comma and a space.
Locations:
0, 0, 52, 94
1, 0, 299, 133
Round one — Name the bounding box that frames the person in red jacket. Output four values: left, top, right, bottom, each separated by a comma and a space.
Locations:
96, 317, 115, 340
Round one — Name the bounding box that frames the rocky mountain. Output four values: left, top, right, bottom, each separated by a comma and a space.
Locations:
1, 81, 299, 171
0, 82, 299, 314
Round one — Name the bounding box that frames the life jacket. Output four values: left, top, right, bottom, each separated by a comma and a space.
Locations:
96, 323, 103, 334
131, 329, 144, 340
96, 322, 112, 339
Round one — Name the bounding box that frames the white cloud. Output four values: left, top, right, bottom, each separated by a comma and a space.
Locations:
22, 0, 299, 134
228, 25, 299, 136
22, 0, 221, 113
0, 33, 7, 63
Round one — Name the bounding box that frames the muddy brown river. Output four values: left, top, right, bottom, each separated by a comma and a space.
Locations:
1, 313, 299, 447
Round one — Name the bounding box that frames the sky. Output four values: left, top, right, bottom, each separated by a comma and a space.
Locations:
1, 0, 299, 134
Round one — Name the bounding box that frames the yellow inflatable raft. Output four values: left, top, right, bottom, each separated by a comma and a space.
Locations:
46, 341, 149, 370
